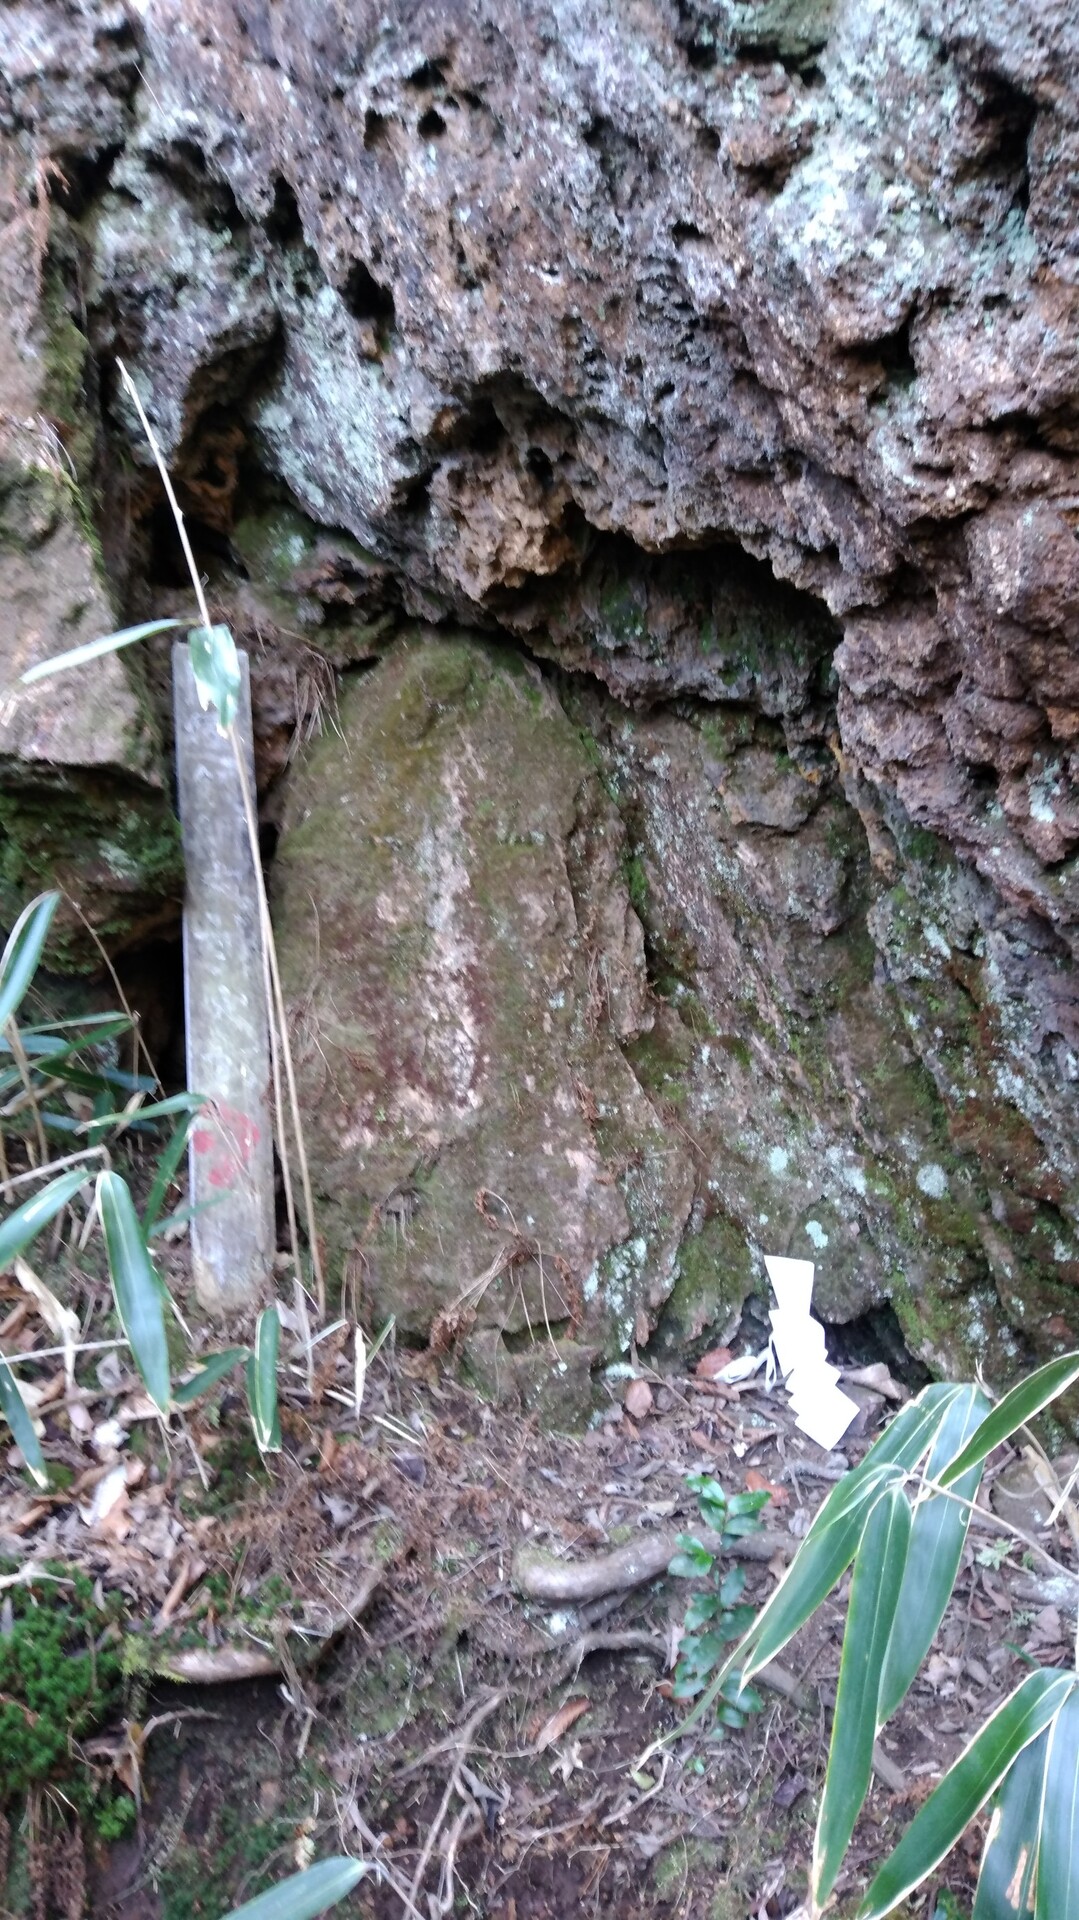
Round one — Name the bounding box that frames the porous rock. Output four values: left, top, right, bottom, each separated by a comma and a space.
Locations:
271, 633, 696, 1360
3, 0, 1079, 1383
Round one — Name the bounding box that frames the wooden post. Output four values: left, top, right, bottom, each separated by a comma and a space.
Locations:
172, 642, 274, 1311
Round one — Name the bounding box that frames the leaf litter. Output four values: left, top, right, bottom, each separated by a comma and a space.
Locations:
0, 1239, 1075, 1918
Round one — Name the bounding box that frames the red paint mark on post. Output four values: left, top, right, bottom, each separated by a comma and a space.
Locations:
192, 1103, 261, 1192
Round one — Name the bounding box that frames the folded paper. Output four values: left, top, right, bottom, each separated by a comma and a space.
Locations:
764, 1254, 859, 1452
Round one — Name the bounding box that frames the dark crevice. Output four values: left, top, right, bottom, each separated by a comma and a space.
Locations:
146, 502, 237, 588
823, 1305, 933, 1390
406, 58, 449, 89
685, 37, 718, 70
49, 144, 123, 215
341, 260, 396, 326
417, 106, 447, 139
264, 175, 303, 245
851, 316, 917, 390
395, 470, 433, 516
364, 108, 389, 149
147, 142, 245, 234
969, 75, 1036, 211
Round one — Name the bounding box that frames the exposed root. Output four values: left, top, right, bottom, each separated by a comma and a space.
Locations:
513, 1522, 790, 1604
155, 1567, 381, 1684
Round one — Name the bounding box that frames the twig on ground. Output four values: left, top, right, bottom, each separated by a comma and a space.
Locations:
406, 1688, 506, 1913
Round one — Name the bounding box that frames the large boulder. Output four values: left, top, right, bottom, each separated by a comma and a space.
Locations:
271, 633, 696, 1361
4, 0, 1079, 1387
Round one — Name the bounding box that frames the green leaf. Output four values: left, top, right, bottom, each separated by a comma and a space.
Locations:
85, 1093, 203, 1127
730, 1461, 901, 1690
143, 1112, 199, 1239
973, 1727, 1046, 1919
813, 1482, 912, 1909
2, 1016, 133, 1061
96, 1170, 172, 1416
188, 623, 240, 730
940, 1354, 1079, 1488
1036, 1684, 1079, 1919
173, 1348, 250, 1406
247, 1306, 281, 1453
878, 1384, 992, 1725
0, 1352, 48, 1487
145, 1192, 226, 1240
679, 1387, 961, 1738
670, 1536, 714, 1578
859, 1670, 1076, 1920
19, 619, 179, 685
0, 892, 59, 1029
0, 1167, 89, 1272
220, 1856, 366, 1920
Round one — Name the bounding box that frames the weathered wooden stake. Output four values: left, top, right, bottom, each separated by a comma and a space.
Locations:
173, 642, 273, 1311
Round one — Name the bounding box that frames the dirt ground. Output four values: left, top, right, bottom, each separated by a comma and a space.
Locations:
1, 1258, 1076, 1920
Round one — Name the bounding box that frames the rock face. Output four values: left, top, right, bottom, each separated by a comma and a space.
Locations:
272, 634, 696, 1368
0, 102, 182, 966
3, 0, 1079, 1382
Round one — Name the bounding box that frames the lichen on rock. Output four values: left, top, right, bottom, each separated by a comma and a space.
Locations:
271, 633, 696, 1358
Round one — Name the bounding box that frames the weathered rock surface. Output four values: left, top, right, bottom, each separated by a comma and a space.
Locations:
271, 634, 696, 1362
3, 0, 1079, 1380
0, 131, 182, 965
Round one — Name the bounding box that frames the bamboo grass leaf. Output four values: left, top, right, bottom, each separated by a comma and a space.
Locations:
247, 1306, 281, 1452
188, 623, 240, 730
173, 1348, 249, 1406
143, 1112, 200, 1239
0, 1352, 48, 1486
940, 1353, 1079, 1487
96, 1170, 172, 1415
973, 1727, 1047, 1920
1035, 1684, 1079, 1920
0, 892, 59, 1029
878, 1383, 992, 1725
221, 1856, 365, 1920
19, 620, 179, 684
714, 1388, 961, 1707
858, 1671, 1075, 1919
812, 1482, 912, 1911
0, 1167, 89, 1271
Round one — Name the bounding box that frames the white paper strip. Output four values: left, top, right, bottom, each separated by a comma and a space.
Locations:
764, 1254, 859, 1452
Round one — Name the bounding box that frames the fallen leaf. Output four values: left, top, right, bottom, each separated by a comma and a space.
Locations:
745, 1468, 789, 1508
549, 1737, 585, 1784
842, 1362, 908, 1403
393, 1451, 427, 1487
773, 1770, 808, 1810
695, 1348, 732, 1379
531, 1696, 590, 1752
623, 1379, 654, 1420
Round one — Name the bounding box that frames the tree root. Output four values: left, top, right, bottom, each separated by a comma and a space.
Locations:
513, 1523, 790, 1605
153, 1566, 381, 1684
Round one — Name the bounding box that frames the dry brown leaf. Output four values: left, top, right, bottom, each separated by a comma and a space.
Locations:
745, 1468, 789, 1508
695, 1347, 733, 1379
531, 1696, 590, 1752
623, 1379, 654, 1420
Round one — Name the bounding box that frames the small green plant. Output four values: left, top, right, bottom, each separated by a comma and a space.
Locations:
0, 891, 280, 1475
670, 1473, 767, 1727
680, 1355, 1079, 1917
